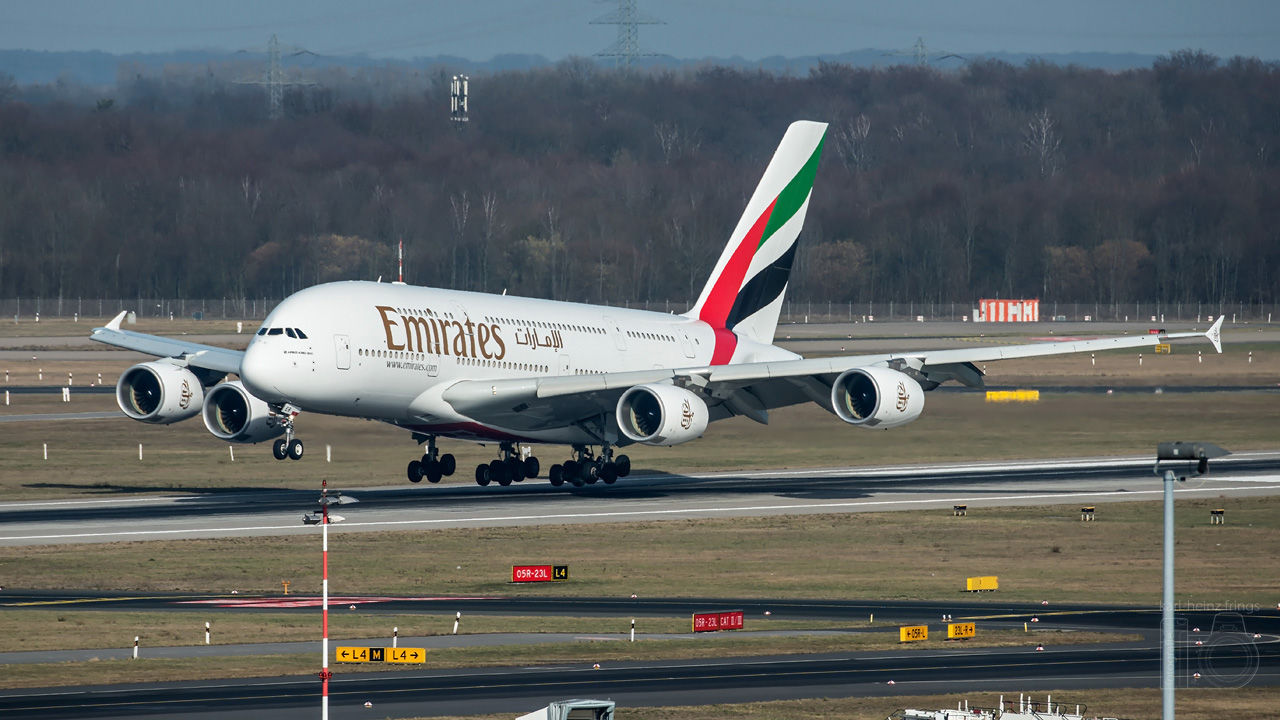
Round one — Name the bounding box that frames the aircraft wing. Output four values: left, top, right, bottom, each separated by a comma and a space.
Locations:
437, 319, 1224, 432
89, 311, 244, 375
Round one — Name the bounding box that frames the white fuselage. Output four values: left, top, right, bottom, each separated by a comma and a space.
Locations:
239, 281, 795, 444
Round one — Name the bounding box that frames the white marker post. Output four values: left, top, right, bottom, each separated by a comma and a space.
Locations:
43, 443, 47, 460
393, 627, 398, 648
326, 444, 332, 463
630, 619, 635, 642
139, 444, 143, 461
133, 636, 139, 660
4, 391, 8, 406
453, 611, 460, 635
229, 446, 235, 462
205, 621, 211, 645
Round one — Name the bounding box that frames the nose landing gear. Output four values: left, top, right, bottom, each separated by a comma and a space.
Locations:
407, 436, 456, 484
270, 407, 304, 461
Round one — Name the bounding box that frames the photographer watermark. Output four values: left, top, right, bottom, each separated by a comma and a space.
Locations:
1170, 611, 1261, 689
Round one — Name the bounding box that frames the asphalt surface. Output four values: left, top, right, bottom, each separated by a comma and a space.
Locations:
2, 453, 1279, 546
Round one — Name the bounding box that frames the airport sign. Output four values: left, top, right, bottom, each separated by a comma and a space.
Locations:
899, 625, 928, 642
336, 646, 425, 663
512, 565, 569, 582
692, 610, 745, 632
947, 622, 976, 639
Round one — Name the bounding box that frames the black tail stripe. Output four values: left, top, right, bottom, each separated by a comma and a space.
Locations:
724, 243, 798, 331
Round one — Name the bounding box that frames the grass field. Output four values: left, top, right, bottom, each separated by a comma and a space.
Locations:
1, 391, 1278, 500
5, 496, 1278, 605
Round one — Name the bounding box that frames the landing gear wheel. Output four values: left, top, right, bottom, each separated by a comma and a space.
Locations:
287, 439, 304, 460
504, 457, 524, 482
424, 460, 443, 483
583, 463, 599, 484
523, 456, 541, 479
491, 459, 510, 486
475, 464, 491, 486
600, 463, 618, 484
615, 454, 631, 477
563, 460, 584, 487
440, 454, 456, 476
549, 464, 564, 487
272, 439, 288, 460
407, 460, 423, 483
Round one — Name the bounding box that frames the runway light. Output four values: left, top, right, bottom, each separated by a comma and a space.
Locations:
364, 701, 373, 708
1036, 644, 1044, 651
887, 680, 895, 685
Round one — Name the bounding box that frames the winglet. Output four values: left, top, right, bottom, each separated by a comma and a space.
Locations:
105, 310, 128, 331
1206, 315, 1224, 354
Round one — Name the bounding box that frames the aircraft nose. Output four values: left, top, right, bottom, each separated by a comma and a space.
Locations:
240, 339, 287, 403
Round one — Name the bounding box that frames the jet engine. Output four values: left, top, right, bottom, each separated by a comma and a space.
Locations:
616, 383, 709, 446
202, 381, 287, 444
831, 367, 925, 429
116, 362, 205, 424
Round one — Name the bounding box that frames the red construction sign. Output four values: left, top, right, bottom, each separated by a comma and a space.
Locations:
692, 610, 745, 632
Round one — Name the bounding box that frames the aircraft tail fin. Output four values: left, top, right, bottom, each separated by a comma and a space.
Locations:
685, 121, 827, 361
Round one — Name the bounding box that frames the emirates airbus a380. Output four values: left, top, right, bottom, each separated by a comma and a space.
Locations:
92, 121, 1223, 488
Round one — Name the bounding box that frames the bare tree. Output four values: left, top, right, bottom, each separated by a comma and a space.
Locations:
835, 114, 872, 171
1023, 108, 1062, 177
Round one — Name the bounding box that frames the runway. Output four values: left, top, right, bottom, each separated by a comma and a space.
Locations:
1, 453, 1278, 546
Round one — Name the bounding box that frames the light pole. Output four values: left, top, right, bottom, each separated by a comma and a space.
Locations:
303, 479, 357, 720
1153, 441, 1229, 720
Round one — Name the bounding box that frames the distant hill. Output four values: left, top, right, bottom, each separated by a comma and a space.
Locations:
0, 47, 1162, 86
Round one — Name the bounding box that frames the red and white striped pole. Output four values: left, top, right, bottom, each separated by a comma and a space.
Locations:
320, 479, 331, 720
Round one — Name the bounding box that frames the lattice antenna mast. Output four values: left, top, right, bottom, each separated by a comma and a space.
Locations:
592, 0, 665, 68
237, 34, 317, 119
882, 37, 963, 67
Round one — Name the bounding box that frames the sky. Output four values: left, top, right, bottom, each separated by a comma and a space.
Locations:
2, 0, 1277, 61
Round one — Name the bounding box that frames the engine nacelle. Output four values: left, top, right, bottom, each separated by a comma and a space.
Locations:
616, 383, 709, 446
831, 367, 925, 429
116, 362, 205, 425
202, 381, 287, 444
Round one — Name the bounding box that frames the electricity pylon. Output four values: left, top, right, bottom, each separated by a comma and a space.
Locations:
238, 34, 317, 119
592, 0, 665, 68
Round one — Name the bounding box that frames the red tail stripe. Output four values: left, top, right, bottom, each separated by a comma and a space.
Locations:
698, 199, 777, 328
709, 326, 739, 365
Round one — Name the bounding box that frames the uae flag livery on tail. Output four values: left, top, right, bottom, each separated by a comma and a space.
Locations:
686, 121, 827, 365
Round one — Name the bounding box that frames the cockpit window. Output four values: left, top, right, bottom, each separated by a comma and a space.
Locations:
257, 328, 267, 336
295, 329, 308, 339
267, 328, 284, 336
285, 328, 297, 338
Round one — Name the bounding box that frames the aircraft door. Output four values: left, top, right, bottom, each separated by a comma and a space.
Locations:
603, 316, 627, 351
334, 334, 351, 370
675, 326, 696, 358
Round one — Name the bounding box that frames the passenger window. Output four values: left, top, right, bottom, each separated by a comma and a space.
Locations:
295, 329, 308, 339
267, 328, 283, 336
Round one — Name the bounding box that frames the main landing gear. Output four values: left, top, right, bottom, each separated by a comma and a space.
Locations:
407, 436, 456, 484
270, 406, 304, 461
474, 442, 541, 487
548, 445, 630, 488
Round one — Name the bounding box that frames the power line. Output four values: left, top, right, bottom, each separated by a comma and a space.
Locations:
591, 0, 664, 69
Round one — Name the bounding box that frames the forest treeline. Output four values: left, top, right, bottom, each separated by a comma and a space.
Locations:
0, 50, 1277, 308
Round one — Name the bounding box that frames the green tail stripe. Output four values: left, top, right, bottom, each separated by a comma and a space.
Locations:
758, 137, 825, 249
